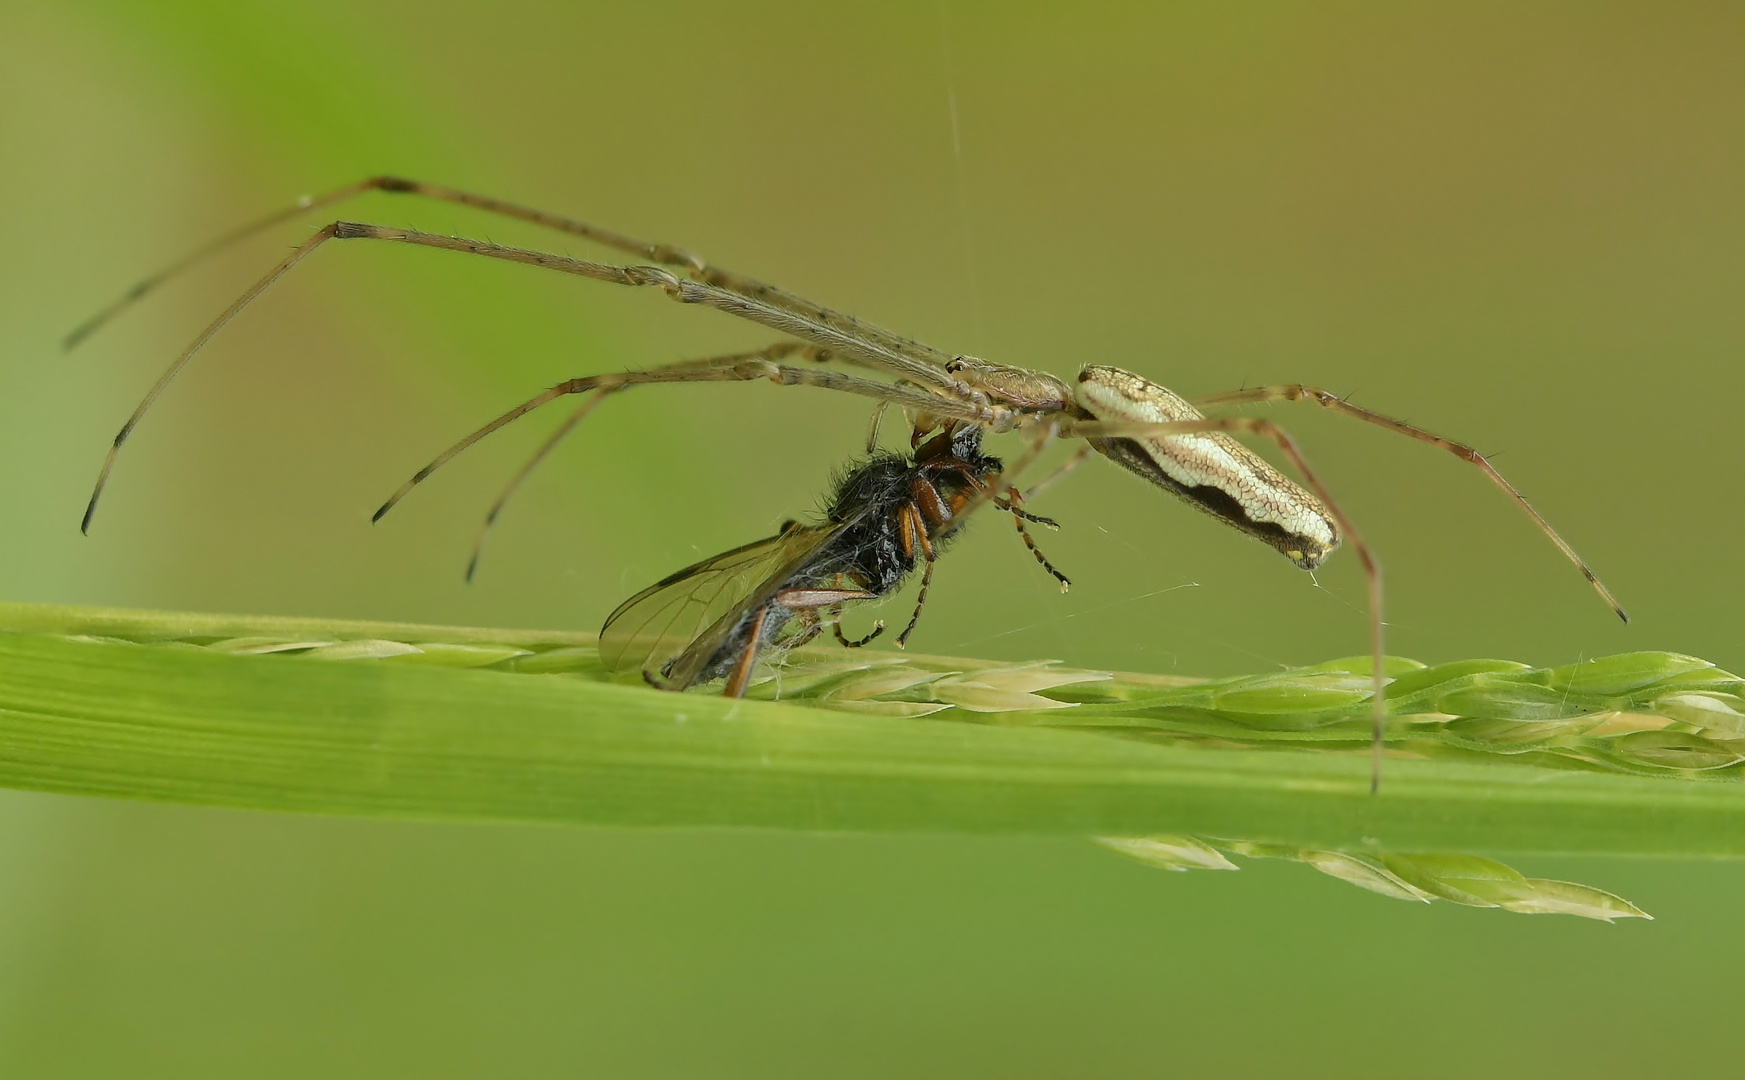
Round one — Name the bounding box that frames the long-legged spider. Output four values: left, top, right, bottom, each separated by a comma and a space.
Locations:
70, 176, 1628, 791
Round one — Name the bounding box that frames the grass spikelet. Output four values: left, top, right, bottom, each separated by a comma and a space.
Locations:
0, 601, 1743, 888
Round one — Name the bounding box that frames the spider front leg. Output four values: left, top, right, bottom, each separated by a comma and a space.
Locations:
67, 176, 970, 396
80, 217, 1001, 531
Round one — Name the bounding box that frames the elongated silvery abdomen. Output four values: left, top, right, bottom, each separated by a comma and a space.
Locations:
1074, 365, 1339, 570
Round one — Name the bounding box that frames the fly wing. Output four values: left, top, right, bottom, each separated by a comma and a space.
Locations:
600, 522, 848, 686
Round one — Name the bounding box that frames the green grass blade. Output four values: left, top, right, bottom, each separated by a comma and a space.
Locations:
3, 601, 1744, 857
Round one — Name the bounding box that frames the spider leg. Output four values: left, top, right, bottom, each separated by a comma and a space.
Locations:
462, 392, 610, 583
81, 223, 340, 534
1021, 444, 1094, 502
66, 176, 965, 386
1065, 412, 1387, 794
865, 401, 891, 452
329, 223, 977, 397
1192, 383, 1626, 623
65, 179, 385, 351
373, 350, 996, 523
865, 381, 939, 452
81, 222, 1007, 531
464, 344, 824, 581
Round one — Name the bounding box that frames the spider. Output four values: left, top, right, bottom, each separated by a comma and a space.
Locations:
70, 176, 1628, 789
603, 423, 1066, 697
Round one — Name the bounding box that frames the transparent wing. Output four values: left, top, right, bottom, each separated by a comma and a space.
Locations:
600, 523, 848, 684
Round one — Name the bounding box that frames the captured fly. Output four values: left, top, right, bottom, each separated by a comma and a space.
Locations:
599, 425, 1068, 696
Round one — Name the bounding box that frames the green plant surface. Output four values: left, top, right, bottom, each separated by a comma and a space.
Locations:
1095, 836, 1650, 921
2, 601, 1743, 863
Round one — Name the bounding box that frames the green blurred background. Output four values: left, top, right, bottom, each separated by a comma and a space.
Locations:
2, 1, 1742, 1075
